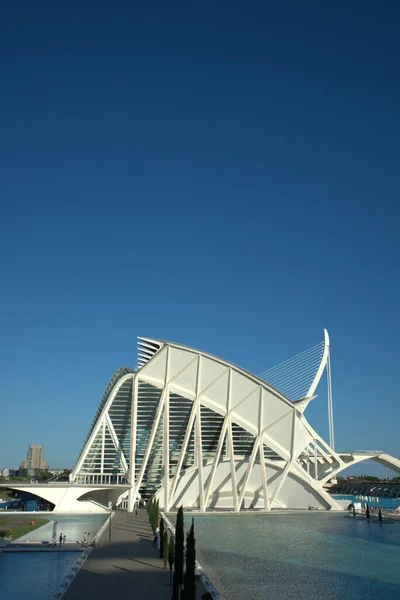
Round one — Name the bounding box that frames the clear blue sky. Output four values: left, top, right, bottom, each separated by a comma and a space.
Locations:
1, 1, 399, 474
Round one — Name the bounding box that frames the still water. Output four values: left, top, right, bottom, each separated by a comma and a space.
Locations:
16, 513, 108, 543
0, 552, 77, 600
0, 514, 108, 600
189, 511, 400, 600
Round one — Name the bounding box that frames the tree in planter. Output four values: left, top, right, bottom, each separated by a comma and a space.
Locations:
148, 498, 153, 529
172, 506, 184, 600
183, 518, 196, 600
148, 497, 158, 535
163, 530, 168, 569
159, 518, 165, 558
155, 499, 160, 531
0, 529, 12, 539
152, 499, 159, 535
147, 497, 152, 529
150, 498, 155, 533
168, 535, 175, 585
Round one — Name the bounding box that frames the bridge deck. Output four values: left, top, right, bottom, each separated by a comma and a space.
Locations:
0, 483, 129, 488
63, 509, 173, 600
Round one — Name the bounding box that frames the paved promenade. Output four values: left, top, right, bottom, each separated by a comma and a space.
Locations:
64, 510, 172, 600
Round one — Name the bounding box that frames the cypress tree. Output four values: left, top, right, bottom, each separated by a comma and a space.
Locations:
151, 499, 156, 533
163, 530, 168, 569
183, 518, 196, 600
148, 497, 154, 531
160, 518, 165, 558
147, 498, 153, 531
156, 499, 160, 533
149, 497, 158, 534
172, 506, 184, 600
168, 535, 175, 585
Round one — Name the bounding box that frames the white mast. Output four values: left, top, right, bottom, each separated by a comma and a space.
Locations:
324, 329, 335, 451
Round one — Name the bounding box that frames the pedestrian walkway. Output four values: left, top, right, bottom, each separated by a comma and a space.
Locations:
64, 510, 172, 600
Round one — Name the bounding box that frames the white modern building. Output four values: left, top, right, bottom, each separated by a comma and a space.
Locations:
3, 332, 400, 513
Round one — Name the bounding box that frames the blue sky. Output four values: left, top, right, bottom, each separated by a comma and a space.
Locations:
0, 1, 399, 474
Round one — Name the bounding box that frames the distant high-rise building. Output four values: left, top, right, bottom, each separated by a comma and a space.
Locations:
21, 444, 48, 470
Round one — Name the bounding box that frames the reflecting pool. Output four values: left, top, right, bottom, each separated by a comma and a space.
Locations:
16, 513, 108, 543
0, 514, 108, 600
0, 551, 78, 600
188, 511, 400, 600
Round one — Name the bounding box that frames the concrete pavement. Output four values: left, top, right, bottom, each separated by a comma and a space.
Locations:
64, 509, 172, 600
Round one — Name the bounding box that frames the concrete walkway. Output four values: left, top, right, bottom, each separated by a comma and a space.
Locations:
64, 510, 172, 600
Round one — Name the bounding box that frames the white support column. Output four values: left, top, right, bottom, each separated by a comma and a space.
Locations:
169, 401, 197, 504
238, 434, 260, 509
72, 412, 106, 478
169, 365, 229, 507
130, 385, 167, 504
105, 413, 129, 475
228, 424, 238, 512
128, 374, 138, 511
71, 373, 132, 480
258, 438, 269, 511
194, 356, 205, 511
163, 385, 170, 511
129, 375, 137, 483
203, 417, 228, 508
269, 411, 296, 508
269, 460, 291, 508
258, 386, 269, 510
163, 347, 171, 513
227, 369, 239, 512
101, 421, 105, 475
314, 441, 318, 480
327, 352, 335, 451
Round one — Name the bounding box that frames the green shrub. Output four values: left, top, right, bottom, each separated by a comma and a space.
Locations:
168, 535, 175, 585
183, 518, 196, 600
0, 529, 12, 539
159, 518, 164, 558
173, 506, 184, 599
163, 530, 168, 569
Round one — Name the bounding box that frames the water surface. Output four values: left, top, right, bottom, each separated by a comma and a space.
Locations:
188, 511, 400, 600
0, 552, 78, 600
0, 514, 108, 600
16, 513, 107, 543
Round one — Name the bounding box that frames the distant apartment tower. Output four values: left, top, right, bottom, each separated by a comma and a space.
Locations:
21, 444, 48, 470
